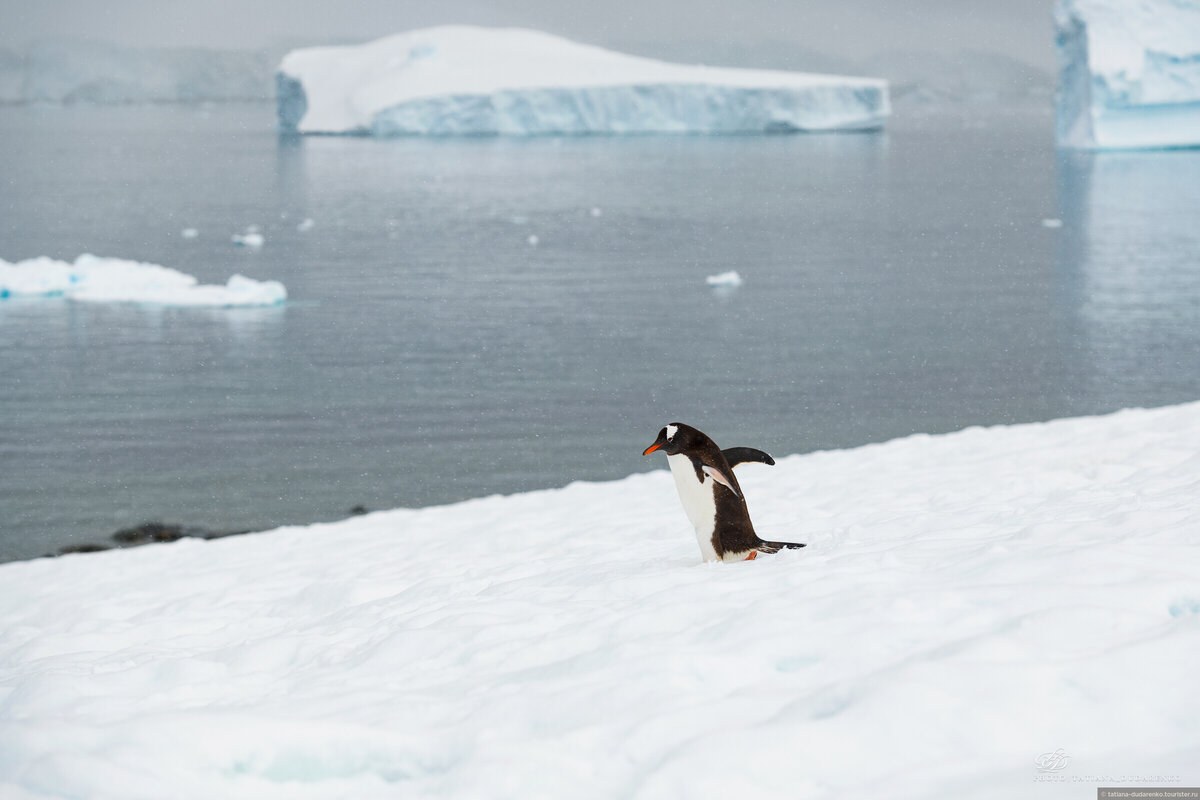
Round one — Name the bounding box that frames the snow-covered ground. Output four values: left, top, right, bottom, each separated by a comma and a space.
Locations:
277, 26, 889, 136
1055, 0, 1200, 149
0, 254, 286, 307
2, 404, 1199, 798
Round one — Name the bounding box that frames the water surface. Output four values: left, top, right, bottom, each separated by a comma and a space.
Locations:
2, 104, 1198, 561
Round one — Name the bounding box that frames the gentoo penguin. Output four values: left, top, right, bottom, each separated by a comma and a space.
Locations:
643, 422, 805, 562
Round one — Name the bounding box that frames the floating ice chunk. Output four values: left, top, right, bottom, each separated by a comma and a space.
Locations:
232, 232, 265, 248
1042, 218, 1064, 228
706, 270, 744, 288
0, 256, 81, 298
297, 218, 315, 232
0, 254, 287, 307
181, 228, 199, 239
1055, 0, 1200, 150
276, 26, 890, 136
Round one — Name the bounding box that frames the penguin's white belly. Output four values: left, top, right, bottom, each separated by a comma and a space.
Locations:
666, 453, 719, 562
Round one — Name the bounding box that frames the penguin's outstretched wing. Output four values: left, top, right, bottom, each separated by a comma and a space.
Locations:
757, 539, 806, 553
722, 447, 775, 468
700, 464, 741, 499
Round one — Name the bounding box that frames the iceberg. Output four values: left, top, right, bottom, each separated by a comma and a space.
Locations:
0, 254, 287, 307
1055, 0, 1200, 150
276, 26, 890, 136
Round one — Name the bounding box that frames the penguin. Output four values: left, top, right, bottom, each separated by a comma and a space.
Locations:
642, 422, 806, 563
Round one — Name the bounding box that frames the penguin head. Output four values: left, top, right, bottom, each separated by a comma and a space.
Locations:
642, 422, 694, 456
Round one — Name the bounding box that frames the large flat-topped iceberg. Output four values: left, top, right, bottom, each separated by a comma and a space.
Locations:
0, 254, 287, 307
1055, 0, 1200, 149
277, 26, 890, 136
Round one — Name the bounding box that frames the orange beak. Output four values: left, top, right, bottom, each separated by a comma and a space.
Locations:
642, 443, 662, 455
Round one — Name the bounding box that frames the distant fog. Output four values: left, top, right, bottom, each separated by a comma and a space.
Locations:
0, 0, 1057, 71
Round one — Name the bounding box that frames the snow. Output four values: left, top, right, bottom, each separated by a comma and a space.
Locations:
1055, 0, 1200, 149
276, 26, 890, 136
2, 403, 1199, 798
706, 270, 744, 287
181, 228, 199, 239
0, 254, 286, 307
1042, 218, 1064, 228
297, 218, 315, 232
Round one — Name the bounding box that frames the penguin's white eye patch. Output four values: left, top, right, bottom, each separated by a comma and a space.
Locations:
666, 424, 678, 441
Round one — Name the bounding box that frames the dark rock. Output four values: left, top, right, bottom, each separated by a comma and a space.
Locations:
112, 522, 185, 544
349, 505, 369, 516
57, 542, 112, 555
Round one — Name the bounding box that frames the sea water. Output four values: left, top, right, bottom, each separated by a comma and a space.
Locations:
1, 103, 1198, 561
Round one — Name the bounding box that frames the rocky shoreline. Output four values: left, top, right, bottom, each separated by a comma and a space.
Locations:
46, 507, 370, 559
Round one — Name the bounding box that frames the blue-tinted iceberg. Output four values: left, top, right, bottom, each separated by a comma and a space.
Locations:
0, 254, 287, 307
1055, 0, 1200, 150
276, 26, 889, 136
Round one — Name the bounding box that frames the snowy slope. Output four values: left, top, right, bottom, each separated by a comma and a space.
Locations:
2, 404, 1199, 798
0, 254, 286, 307
1055, 0, 1200, 149
276, 26, 890, 136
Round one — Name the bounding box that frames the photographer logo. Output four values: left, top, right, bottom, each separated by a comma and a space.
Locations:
1035, 749, 1071, 773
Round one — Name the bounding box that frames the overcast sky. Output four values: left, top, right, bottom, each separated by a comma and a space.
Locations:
0, 0, 1057, 70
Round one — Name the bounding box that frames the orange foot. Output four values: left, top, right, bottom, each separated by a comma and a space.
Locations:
745, 550, 757, 561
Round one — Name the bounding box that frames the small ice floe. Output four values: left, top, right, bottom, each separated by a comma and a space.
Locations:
590, 207, 603, 218
1042, 218, 1063, 229
297, 218, 315, 232
0, 254, 287, 307
180, 228, 199, 239
706, 270, 743, 288
527, 234, 539, 247
232, 232, 265, 248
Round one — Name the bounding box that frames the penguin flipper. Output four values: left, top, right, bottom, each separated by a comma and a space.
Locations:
701, 464, 741, 498
723, 447, 776, 468
757, 540, 807, 554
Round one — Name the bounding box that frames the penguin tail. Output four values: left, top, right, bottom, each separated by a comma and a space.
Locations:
757, 540, 807, 554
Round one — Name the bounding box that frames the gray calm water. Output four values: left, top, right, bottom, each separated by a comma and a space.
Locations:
2, 103, 1199, 562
